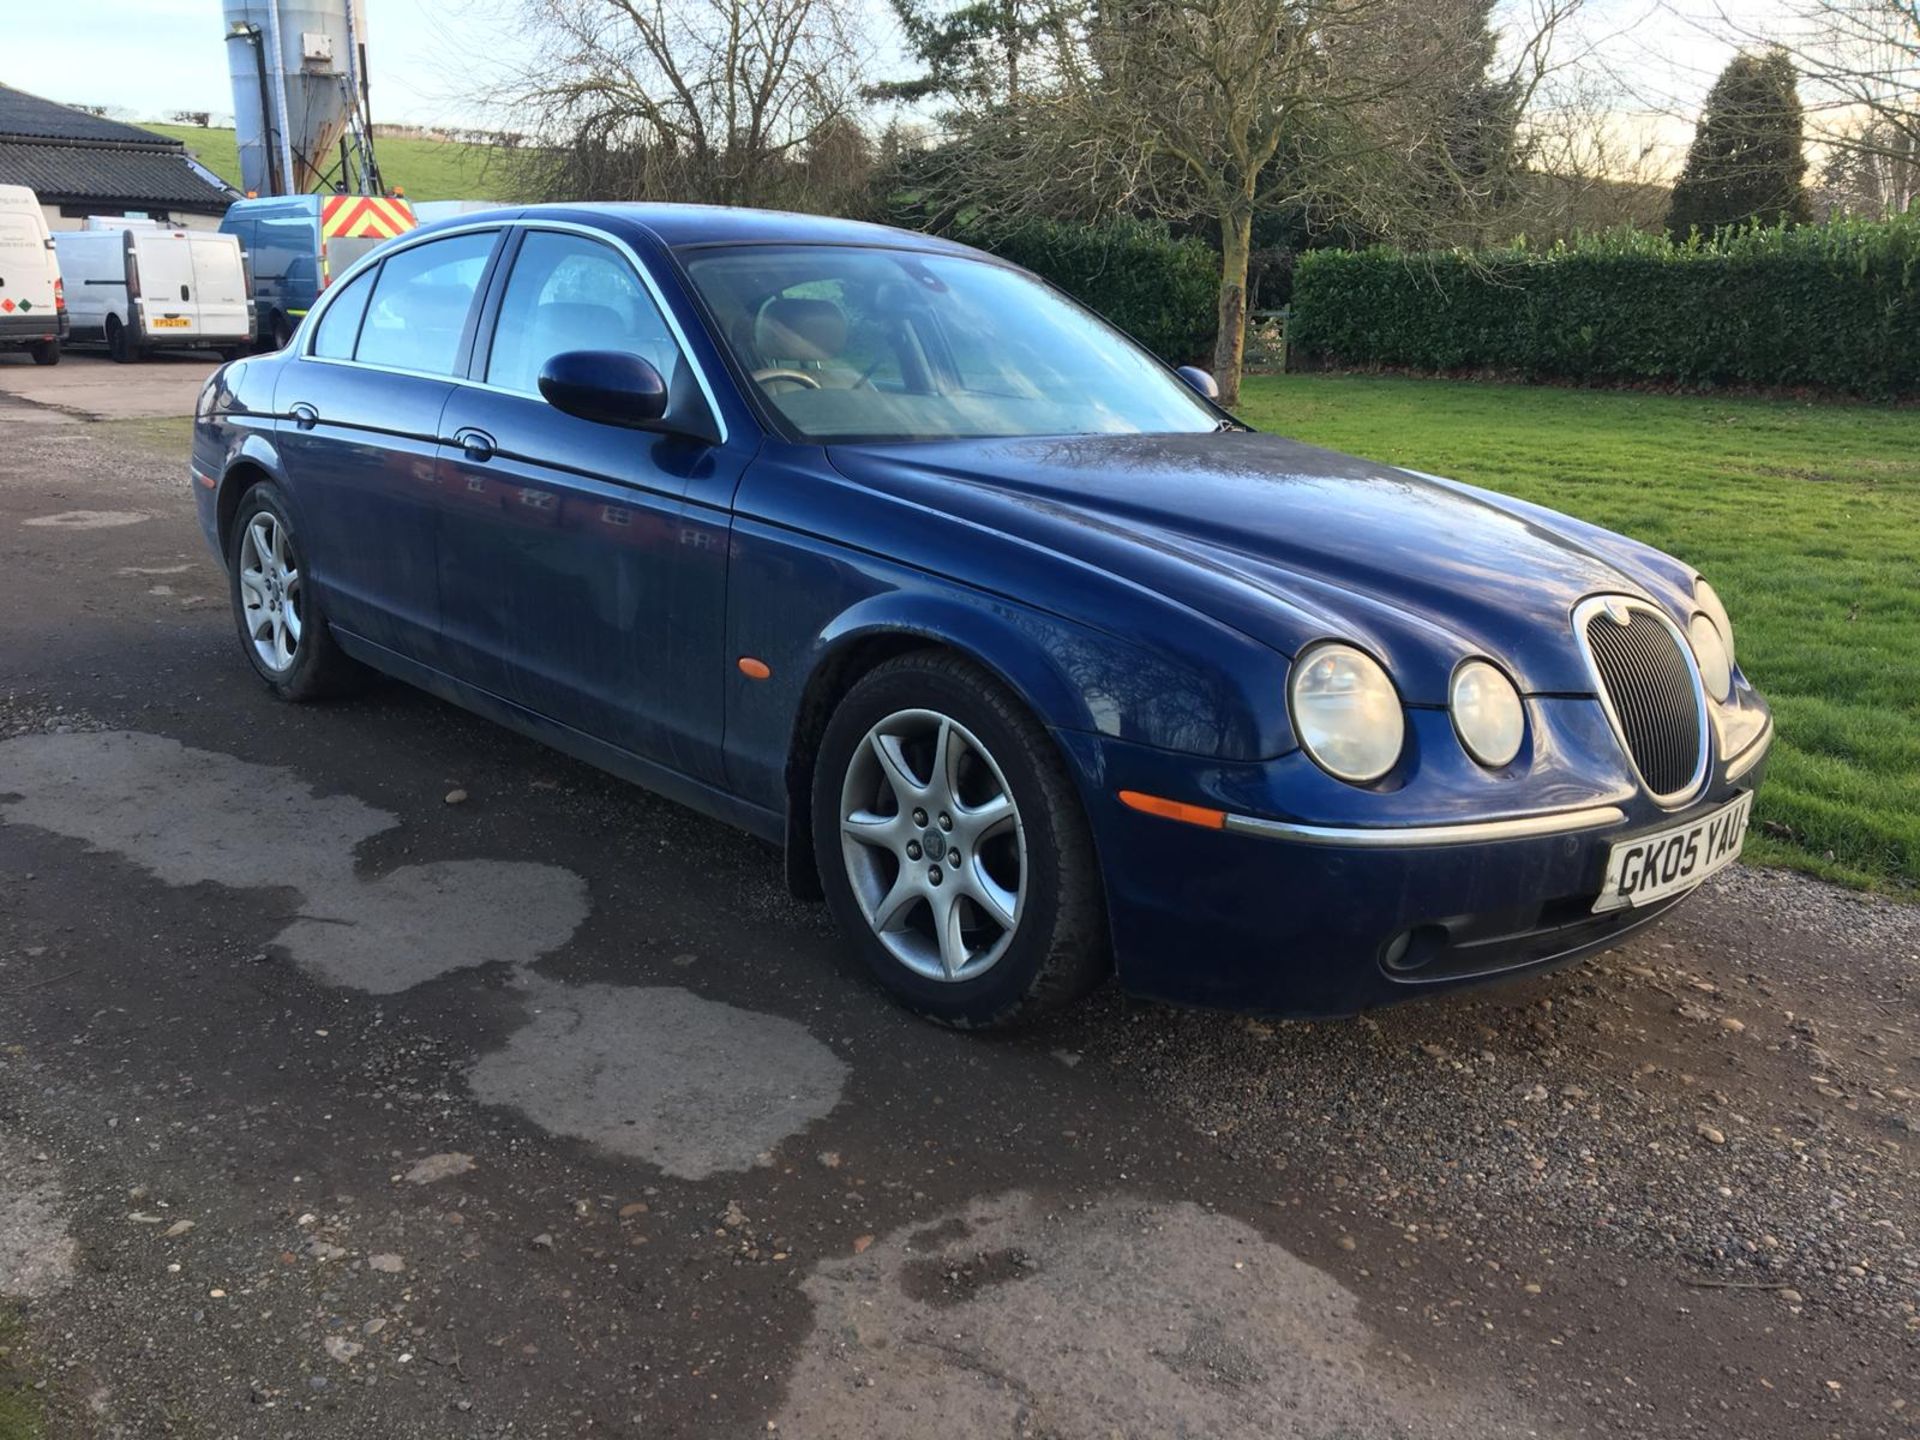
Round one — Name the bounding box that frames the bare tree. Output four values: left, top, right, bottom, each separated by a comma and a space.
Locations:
1515, 70, 1672, 239
503, 0, 868, 208
1033, 0, 1577, 403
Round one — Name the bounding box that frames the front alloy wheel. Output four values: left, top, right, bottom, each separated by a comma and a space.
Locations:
840, 709, 1027, 983
814, 652, 1108, 1027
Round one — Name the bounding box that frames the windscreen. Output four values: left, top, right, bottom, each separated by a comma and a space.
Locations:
681, 245, 1219, 442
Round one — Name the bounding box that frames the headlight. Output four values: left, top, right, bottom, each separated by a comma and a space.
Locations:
1289, 643, 1404, 784
1450, 659, 1525, 767
1695, 580, 1734, 665
1689, 613, 1732, 701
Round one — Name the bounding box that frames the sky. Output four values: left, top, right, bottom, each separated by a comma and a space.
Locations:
8, 0, 1812, 179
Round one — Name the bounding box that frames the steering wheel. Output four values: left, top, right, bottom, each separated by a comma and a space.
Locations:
753, 367, 821, 392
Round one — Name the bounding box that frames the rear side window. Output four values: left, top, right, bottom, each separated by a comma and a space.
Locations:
354, 231, 495, 376
485, 230, 682, 396
310, 264, 375, 359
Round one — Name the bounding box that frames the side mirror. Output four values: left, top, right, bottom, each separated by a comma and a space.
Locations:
1175, 365, 1220, 400
538, 350, 670, 429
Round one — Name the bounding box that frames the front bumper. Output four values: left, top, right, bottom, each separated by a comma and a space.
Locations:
1062, 701, 1772, 1017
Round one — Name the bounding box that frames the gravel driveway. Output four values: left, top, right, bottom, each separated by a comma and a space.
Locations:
0, 373, 1914, 1438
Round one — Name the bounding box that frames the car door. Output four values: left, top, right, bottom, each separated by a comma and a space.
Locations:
435, 225, 751, 783
272, 227, 501, 662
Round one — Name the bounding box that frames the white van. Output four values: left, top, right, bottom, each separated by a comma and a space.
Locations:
0, 185, 67, 366
55, 219, 254, 362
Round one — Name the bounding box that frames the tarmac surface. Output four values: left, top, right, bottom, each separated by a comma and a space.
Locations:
0, 350, 1915, 1437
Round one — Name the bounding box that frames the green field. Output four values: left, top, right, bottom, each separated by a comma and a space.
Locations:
1237, 374, 1920, 895
147, 124, 503, 203
0, 1307, 42, 1440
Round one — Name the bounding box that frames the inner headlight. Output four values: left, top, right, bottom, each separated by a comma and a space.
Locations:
1289, 643, 1404, 784
1689, 613, 1733, 701
1451, 659, 1525, 767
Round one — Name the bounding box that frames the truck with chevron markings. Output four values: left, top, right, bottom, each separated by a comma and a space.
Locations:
219, 193, 415, 351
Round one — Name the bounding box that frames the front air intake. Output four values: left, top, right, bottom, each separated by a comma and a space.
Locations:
1576, 597, 1707, 805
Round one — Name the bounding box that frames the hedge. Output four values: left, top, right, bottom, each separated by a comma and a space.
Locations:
965, 217, 1220, 365
1288, 219, 1920, 397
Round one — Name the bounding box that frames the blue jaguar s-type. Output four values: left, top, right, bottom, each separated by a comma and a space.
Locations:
191, 205, 1773, 1026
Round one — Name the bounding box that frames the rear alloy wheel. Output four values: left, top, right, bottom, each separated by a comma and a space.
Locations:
227, 482, 365, 701
814, 653, 1108, 1027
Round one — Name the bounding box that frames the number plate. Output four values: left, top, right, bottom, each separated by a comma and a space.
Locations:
149, 317, 191, 329
1593, 792, 1753, 912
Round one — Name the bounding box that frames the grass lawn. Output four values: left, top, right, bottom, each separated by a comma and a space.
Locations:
1236, 374, 1920, 896
148, 124, 502, 203
0, 1307, 42, 1440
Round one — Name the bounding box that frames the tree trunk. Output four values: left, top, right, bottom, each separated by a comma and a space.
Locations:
1211, 207, 1253, 408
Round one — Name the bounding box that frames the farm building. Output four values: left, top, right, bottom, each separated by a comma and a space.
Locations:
0, 84, 235, 231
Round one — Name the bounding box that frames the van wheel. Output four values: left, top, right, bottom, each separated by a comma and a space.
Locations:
28, 340, 59, 367
218, 346, 246, 364
105, 316, 140, 364
270, 312, 293, 351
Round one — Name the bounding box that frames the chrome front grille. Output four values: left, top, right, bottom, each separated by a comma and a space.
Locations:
1576, 597, 1708, 804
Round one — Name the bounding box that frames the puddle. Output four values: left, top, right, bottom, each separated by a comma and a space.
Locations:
775, 1192, 1539, 1438
21, 510, 151, 529
0, 730, 585, 994
0, 1135, 74, 1300
1, 731, 846, 1173
470, 979, 849, 1179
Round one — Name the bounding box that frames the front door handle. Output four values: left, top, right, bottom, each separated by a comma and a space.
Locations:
456, 428, 496, 463
289, 402, 319, 431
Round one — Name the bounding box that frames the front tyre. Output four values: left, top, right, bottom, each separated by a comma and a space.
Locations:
227, 481, 365, 701
813, 652, 1109, 1028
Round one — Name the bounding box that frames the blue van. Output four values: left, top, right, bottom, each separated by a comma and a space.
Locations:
219, 194, 415, 349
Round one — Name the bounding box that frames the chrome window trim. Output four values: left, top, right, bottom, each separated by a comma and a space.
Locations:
1724, 711, 1773, 782
1571, 594, 1712, 810
297, 217, 730, 444
1222, 804, 1627, 848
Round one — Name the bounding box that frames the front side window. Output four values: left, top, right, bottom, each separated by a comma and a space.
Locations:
681, 245, 1217, 442
353, 230, 495, 376
486, 230, 683, 396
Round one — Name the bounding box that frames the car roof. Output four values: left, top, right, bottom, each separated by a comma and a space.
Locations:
407, 201, 984, 258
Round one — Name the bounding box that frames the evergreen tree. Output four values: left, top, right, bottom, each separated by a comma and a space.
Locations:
1667, 49, 1812, 238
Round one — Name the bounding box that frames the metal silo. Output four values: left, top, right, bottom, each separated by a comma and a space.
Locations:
224, 0, 383, 197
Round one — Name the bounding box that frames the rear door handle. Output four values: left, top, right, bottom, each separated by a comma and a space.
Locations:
289, 402, 319, 431
180, 284, 190, 302
455, 428, 496, 463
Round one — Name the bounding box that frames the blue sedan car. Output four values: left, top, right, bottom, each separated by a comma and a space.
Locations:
191, 205, 1773, 1027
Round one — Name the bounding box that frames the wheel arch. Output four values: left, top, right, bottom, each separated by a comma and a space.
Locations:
214, 435, 294, 562
780, 604, 1100, 901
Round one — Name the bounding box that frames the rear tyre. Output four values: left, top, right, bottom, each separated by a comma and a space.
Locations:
218, 345, 246, 364
27, 340, 58, 366
270, 311, 293, 351
105, 315, 140, 364
812, 652, 1109, 1028
227, 481, 366, 702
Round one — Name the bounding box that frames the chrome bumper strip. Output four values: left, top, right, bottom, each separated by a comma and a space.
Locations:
1222, 804, 1629, 848
1723, 713, 1774, 782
